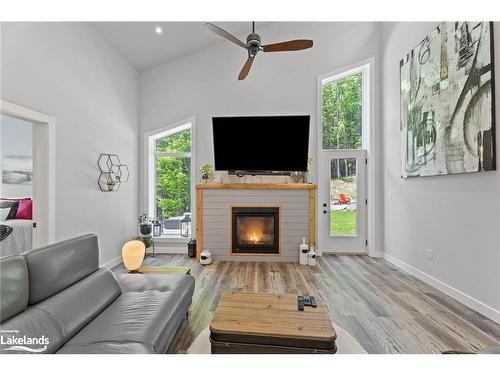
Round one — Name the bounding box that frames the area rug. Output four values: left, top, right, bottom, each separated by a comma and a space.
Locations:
187, 324, 367, 354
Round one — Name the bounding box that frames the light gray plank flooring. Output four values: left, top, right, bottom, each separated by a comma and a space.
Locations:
112, 254, 500, 353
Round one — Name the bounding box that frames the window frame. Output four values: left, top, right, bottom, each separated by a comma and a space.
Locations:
145, 117, 195, 240
319, 63, 370, 151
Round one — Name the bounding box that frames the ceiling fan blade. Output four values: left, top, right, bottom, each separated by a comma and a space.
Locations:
205, 23, 246, 48
262, 39, 313, 52
238, 57, 254, 80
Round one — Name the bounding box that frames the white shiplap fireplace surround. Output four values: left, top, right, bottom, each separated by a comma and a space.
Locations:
196, 183, 317, 262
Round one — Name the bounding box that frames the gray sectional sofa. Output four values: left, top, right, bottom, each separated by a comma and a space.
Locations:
0, 234, 195, 354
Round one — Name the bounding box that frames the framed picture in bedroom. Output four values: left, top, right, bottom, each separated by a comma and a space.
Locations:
400, 22, 496, 178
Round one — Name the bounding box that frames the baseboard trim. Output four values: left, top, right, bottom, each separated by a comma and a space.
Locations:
383, 253, 500, 324
101, 255, 122, 269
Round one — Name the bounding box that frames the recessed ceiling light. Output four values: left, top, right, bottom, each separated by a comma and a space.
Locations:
155, 26, 163, 35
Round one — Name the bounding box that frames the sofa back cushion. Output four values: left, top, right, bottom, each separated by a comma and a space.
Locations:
0, 268, 121, 353
23, 234, 99, 304
0, 256, 29, 323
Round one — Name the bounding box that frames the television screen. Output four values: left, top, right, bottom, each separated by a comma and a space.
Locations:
212, 116, 310, 172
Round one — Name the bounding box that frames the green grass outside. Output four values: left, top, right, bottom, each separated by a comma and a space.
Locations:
330, 210, 357, 236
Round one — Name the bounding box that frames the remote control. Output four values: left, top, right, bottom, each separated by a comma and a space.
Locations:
303, 295, 312, 306
297, 296, 304, 311
310, 295, 317, 308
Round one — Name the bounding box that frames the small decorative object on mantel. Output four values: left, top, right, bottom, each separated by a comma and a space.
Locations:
290, 171, 305, 183
97, 154, 130, 192
290, 158, 313, 183
138, 213, 153, 235
199, 164, 215, 183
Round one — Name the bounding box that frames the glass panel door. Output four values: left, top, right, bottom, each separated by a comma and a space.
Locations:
317, 149, 366, 254
330, 157, 358, 236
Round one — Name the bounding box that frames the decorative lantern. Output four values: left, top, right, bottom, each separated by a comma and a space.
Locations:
188, 238, 197, 258
180, 214, 191, 237
121, 240, 145, 272
153, 220, 162, 237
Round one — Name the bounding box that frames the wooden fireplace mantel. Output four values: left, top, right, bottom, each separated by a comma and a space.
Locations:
195, 183, 317, 190
195, 183, 317, 261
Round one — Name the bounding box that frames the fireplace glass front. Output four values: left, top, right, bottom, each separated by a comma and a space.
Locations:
232, 207, 279, 254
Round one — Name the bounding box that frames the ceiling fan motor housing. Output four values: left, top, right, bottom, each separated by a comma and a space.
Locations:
246, 33, 261, 56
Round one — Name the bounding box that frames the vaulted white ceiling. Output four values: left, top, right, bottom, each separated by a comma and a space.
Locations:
90, 22, 272, 72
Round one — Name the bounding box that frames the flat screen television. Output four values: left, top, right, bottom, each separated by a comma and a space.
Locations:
212, 115, 310, 173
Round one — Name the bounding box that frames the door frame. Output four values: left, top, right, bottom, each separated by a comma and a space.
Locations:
316, 57, 381, 257
1, 100, 56, 247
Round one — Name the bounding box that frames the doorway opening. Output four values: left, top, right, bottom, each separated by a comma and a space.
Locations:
0, 100, 55, 253
317, 63, 370, 254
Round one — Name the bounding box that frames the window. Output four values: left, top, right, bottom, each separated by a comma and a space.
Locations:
321, 66, 368, 150
1, 114, 33, 198
148, 121, 193, 237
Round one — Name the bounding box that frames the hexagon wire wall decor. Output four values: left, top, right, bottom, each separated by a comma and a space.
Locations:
97, 154, 129, 192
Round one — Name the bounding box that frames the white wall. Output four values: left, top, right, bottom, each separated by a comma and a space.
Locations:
1, 22, 139, 265
140, 22, 384, 253
381, 22, 500, 321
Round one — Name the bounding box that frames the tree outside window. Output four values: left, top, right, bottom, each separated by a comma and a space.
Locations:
322, 72, 363, 150
155, 128, 191, 235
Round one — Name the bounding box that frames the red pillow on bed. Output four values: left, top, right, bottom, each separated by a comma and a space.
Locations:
15, 199, 32, 220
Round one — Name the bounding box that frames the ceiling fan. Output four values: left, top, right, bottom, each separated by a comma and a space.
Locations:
205, 22, 313, 80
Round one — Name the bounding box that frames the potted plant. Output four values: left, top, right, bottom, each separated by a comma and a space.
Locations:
199, 164, 215, 183
107, 179, 117, 191
136, 234, 153, 249
138, 213, 153, 235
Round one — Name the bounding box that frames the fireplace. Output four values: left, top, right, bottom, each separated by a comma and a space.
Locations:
231, 207, 280, 254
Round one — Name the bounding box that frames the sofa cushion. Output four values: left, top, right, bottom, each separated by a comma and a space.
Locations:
0, 256, 29, 323
0, 268, 121, 353
23, 234, 99, 304
117, 273, 194, 294
57, 341, 153, 354
58, 274, 195, 354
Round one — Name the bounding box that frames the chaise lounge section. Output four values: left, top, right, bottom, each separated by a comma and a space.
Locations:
0, 234, 195, 354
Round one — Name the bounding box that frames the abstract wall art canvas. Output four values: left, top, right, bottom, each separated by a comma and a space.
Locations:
400, 22, 495, 178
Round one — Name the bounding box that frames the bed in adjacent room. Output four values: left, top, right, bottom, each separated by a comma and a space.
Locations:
0, 198, 33, 256
0, 219, 32, 256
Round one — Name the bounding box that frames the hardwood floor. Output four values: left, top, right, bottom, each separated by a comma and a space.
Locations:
113, 254, 500, 354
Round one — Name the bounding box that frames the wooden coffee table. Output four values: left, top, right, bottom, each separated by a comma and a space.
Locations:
209, 292, 337, 354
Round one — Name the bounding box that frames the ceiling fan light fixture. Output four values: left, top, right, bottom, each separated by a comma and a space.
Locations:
155, 26, 163, 35
205, 22, 313, 80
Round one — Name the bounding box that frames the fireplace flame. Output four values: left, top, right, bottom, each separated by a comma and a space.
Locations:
237, 216, 275, 246
240, 218, 266, 244
249, 231, 261, 244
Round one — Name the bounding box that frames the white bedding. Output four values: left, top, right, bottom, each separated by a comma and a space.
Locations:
0, 219, 32, 257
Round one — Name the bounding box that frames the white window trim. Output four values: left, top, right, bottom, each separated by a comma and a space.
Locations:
317, 58, 381, 258
144, 117, 196, 240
